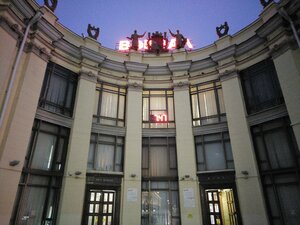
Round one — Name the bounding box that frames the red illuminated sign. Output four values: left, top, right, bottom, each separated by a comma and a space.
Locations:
150, 114, 168, 123
119, 38, 193, 51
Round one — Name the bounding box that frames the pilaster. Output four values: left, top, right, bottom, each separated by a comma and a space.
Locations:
57, 71, 97, 225
220, 70, 269, 225
121, 75, 143, 225
173, 76, 202, 225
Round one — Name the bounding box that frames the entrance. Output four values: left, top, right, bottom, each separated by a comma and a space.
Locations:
205, 189, 238, 225
84, 189, 116, 225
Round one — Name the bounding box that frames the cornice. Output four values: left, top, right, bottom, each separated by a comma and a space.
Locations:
189, 58, 217, 72
269, 37, 298, 59
124, 61, 148, 73
80, 46, 106, 64
211, 45, 236, 62
193, 122, 229, 136
144, 66, 172, 76
0, 15, 22, 39
236, 35, 266, 56
101, 59, 127, 73
53, 39, 81, 60
10, 0, 35, 20
219, 69, 239, 82
36, 18, 63, 42
167, 60, 192, 72
92, 123, 126, 137
256, 14, 283, 38
127, 75, 144, 91
24, 42, 50, 62
172, 75, 190, 91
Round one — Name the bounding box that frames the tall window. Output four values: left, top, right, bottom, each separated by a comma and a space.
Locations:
142, 137, 180, 225
190, 81, 226, 126
88, 133, 124, 172
39, 62, 77, 117
252, 118, 300, 225
12, 120, 69, 225
195, 132, 234, 172
93, 83, 126, 127
241, 59, 284, 114
143, 90, 175, 128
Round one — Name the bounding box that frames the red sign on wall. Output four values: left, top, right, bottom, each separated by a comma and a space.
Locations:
150, 114, 168, 123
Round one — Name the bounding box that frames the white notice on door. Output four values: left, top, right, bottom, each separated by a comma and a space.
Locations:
127, 188, 138, 202
183, 188, 195, 208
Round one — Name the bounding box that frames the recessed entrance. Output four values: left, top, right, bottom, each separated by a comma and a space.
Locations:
205, 189, 238, 225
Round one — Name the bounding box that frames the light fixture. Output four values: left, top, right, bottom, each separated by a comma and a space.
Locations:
9, 160, 20, 166
241, 170, 249, 179
74, 171, 82, 176
130, 174, 136, 178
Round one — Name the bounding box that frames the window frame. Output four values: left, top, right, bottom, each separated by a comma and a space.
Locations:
190, 80, 226, 126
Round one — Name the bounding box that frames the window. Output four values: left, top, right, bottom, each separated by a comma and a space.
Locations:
252, 118, 300, 225
143, 90, 175, 128
241, 59, 284, 114
190, 81, 226, 126
195, 132, 234, 172
93, 83, 126, 127
142, 181, 180, 225
39, 62, 77, 117
142, 137, 180, 225
142, 137, 177, 178
88, 133, 124, 172
12, 120, 69, 225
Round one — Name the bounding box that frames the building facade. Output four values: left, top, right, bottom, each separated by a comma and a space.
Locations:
0, 0, 300, 225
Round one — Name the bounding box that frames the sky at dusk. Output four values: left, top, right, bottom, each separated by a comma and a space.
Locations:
35, 0, 274, 50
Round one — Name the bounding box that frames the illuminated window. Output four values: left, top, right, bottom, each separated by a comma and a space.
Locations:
39, 62, 77, 117
190, 81, 226, 126
252, 118, 300, 225
11, 120, 69, 225
142, 90, 175, 128
195, 132, 234, 171
93, 83, 126, 127
88, 133, 124, 172
241, 59, 284, 114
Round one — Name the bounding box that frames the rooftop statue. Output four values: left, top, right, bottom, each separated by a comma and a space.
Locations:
87, 24, 100, 40
216, 22, 229, 38
168, 29, 187, 49
44, 0, 58, 12
260, 0, 273, 8
127, 30, 146, 51
147, 31, 169, 54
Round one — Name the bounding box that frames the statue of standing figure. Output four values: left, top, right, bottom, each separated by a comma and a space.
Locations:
169, 29, 187, 49
127, 30, 146, 51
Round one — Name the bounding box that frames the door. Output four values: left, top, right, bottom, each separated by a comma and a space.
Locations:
84, 189, 116, 225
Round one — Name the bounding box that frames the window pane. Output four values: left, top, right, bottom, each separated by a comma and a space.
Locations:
95, 144, 114, 171
100, 92, 118, 118
199, 91, 217, 117
143, 98, 149, 121
168, 97, 174, 121
94, 91, 100, 115
150, 97, 166, 110
31, 133, 57, 170
88, 143, 95, 169
115, 146, 123, 172
150, 146, 169, 177
205, 142, 226, 170
118, 95, 125, 119
191, 94, 200, 119
217, 89, 226, 114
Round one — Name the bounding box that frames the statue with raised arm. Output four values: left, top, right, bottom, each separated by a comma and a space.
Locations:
169, 29, 187, 49
127, 30, 146, 51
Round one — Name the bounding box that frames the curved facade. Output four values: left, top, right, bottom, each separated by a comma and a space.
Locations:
0, 0, 300, 225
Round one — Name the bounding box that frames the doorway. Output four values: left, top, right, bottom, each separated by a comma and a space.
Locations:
205, 189, 238, 225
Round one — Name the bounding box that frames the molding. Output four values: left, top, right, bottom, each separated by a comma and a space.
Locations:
144, 66, 171, 76
53, 39, 81, 59
142, 128, 176, 137
37, 18, 63, 42
236, 35, 266, 56
211, 45, 236, 62
11, 0, 35, 20
256, 14, 283, 38
189, 58, 217, 72
35, 108, 73, 128
79, 71, 97, 83
193, 122, 229, 136
80, 46, 106, 64
101, 59, 127, 73
219, 69, 239, 82
124, 61, 148, 73
247, 104, 288, 126
167, 60, 192, 72
91, 123, 126, 137
24, 42, 50, 62
269, 37, 298, 59
172, 75, 190, 90
0, 15, 22, 40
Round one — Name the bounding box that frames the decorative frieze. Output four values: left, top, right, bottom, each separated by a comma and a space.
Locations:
24, 42, 50, 62
79, 70, 97, 83
219, 69, 239, 82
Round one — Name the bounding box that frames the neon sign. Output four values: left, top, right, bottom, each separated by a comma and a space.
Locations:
150, 114, 168, 123
119, 38, 193, 51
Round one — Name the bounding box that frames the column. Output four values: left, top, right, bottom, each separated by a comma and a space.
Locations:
220, 71, 269, 225
121, 77, 143, 225
173, 77, 202, 225
273, 48, 300, 149
0, 52, 48, 224
57, 71, 96, 225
